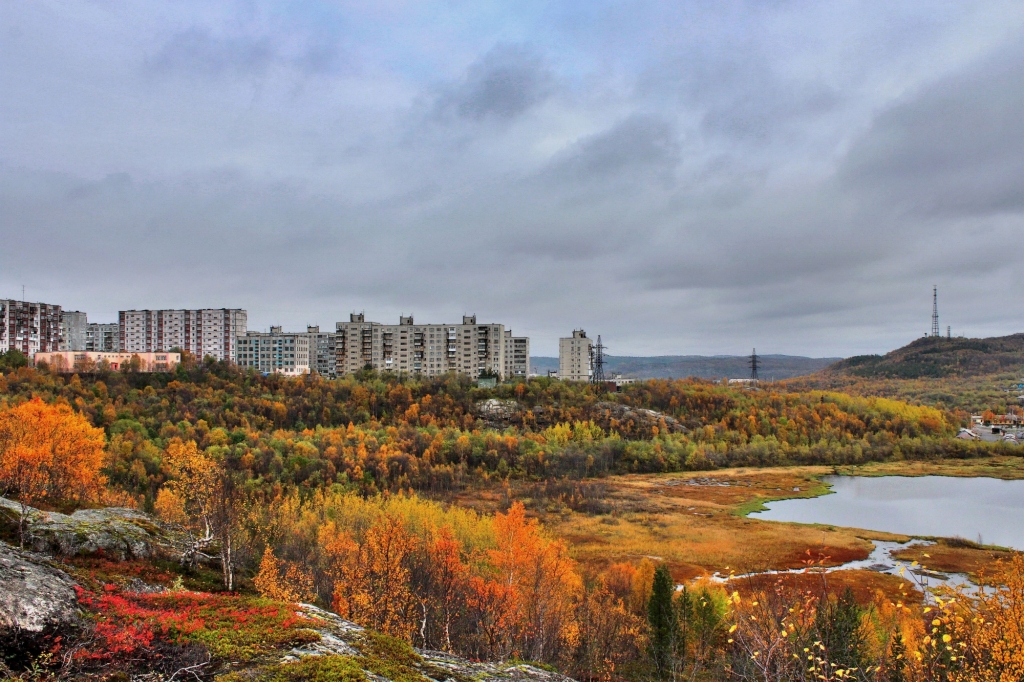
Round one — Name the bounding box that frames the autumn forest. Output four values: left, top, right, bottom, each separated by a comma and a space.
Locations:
2, 355, 1024, 681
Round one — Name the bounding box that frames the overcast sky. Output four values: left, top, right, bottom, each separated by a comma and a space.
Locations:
2, 1, 1022, 357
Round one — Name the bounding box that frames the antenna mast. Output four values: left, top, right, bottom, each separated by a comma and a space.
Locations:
590, 335, 606, 384
931, 286, 940, 337
749, 348, 759, 383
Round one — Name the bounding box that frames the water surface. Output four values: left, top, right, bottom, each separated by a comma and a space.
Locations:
751, 475, 1024, 550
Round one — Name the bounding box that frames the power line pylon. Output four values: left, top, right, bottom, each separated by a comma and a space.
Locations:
749, 348, 759, 383
590, 335, 606, 384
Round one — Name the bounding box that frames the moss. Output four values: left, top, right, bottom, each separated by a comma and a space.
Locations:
357, 632, 426, 682
217, 655, 366, 682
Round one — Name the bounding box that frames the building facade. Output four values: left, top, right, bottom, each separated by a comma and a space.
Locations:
1, 300, 62, 358
503, 330, 530, 379
335, 314, 514, 379
119, 309, 246, 362
86, 323, 120, 352
558, 329, 592, 381
235, 327, 311, 376
35, 351, 180, 373
60, 311, 88, 351
304, 326, 337, 378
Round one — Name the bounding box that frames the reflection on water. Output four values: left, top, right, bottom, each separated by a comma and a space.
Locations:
750, 475, 1024, 550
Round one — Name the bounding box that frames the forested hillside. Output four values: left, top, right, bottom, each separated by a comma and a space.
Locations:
827, 334, 1024, 379
530, 354, 840, 379
2, 358, 1023, 679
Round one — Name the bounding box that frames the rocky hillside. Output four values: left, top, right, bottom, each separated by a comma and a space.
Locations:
0, 499, 571, 682
827, 333, 1024, 379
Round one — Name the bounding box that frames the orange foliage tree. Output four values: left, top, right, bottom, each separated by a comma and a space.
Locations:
0, 398, 106, 546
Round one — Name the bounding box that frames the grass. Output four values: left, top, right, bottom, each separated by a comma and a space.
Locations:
462, 467, 882, 582
891, 537, 1016, 579
470, 458, 1024, 592
834, 456, 1024, 480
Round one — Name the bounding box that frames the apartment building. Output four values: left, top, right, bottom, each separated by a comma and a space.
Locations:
1, 300, 62, 357
35, 351, 180, 373
119, 309, 246, 362
60, 311, 88, 351
558, 329, 592, 381
335, 314, 511, 379
503, 330, 530, 379
304, 326, 337, 378
86, 323, 120, 352
235, 327, 310, 376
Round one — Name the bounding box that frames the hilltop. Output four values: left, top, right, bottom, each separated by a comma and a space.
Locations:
828, 333, 1024, 379
529, 354, 841, 380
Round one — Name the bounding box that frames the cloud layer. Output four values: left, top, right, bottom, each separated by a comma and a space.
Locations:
2, 1, 1023, 356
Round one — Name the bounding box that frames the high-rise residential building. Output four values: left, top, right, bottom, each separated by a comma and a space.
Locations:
335, 313, 513, 379
503, 330, 530, 379
559, 329, 592, 381
303, 326, 337, 378
235, 327, 310, 376
86, 323, 120, 352
119, 309, 246, 362
60, 311, 88, 351
1, 300, 62, 358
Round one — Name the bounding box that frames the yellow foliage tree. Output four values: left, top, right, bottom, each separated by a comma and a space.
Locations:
0, 398, 106, 546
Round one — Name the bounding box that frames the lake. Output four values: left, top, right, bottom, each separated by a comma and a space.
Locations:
751, 475, 1024, 550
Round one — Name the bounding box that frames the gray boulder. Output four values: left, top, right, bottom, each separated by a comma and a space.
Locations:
0, 541, 80, 634
0, 497, 182, 560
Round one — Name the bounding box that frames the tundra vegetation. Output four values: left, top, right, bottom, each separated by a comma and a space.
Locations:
1, 354, 1023, 680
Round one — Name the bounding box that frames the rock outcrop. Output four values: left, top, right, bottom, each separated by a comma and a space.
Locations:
591, 401, 688, 434
0, 497, 182, 560
0, 541, 80, 634
293, 604, 573, 682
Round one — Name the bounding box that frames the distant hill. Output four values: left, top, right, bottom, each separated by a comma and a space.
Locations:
529, 354, 841, 380
827, 333, 1024, 378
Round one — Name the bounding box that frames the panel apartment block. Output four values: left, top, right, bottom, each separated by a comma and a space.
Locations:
60, 311, 88, 351
559, 329, 592, 381
235, 327, 310, 376
119, 308, 246, 362
303, 326, 337, 378
503, 330, 530, 379
86, 322, 120, 352
335, 313, 515, 379
1, 300, 62, 357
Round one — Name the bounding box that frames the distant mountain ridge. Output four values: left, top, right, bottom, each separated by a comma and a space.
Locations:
529, 354, 841, 380
827, 333, 1024, 378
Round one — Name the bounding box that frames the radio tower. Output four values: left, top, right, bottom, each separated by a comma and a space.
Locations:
931, 286, 940, 337
749, 348, 759, 383
590, 335, 607, 384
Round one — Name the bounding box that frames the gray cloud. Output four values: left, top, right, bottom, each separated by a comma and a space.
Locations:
433, 45, 555, 122
148, 28, 276, 77
1, 2, 1023, 356
839, 39, 1024, 216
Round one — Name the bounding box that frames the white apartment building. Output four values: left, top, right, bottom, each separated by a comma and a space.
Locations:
119, 309, 246, 362
503, 330, 530, 379
1, 300, 62, 358
86, 323, 120, 352
559, 329, 592, 381
60, 311, 88, 351
235, 327, 311, 376
335, 314, 511, 379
